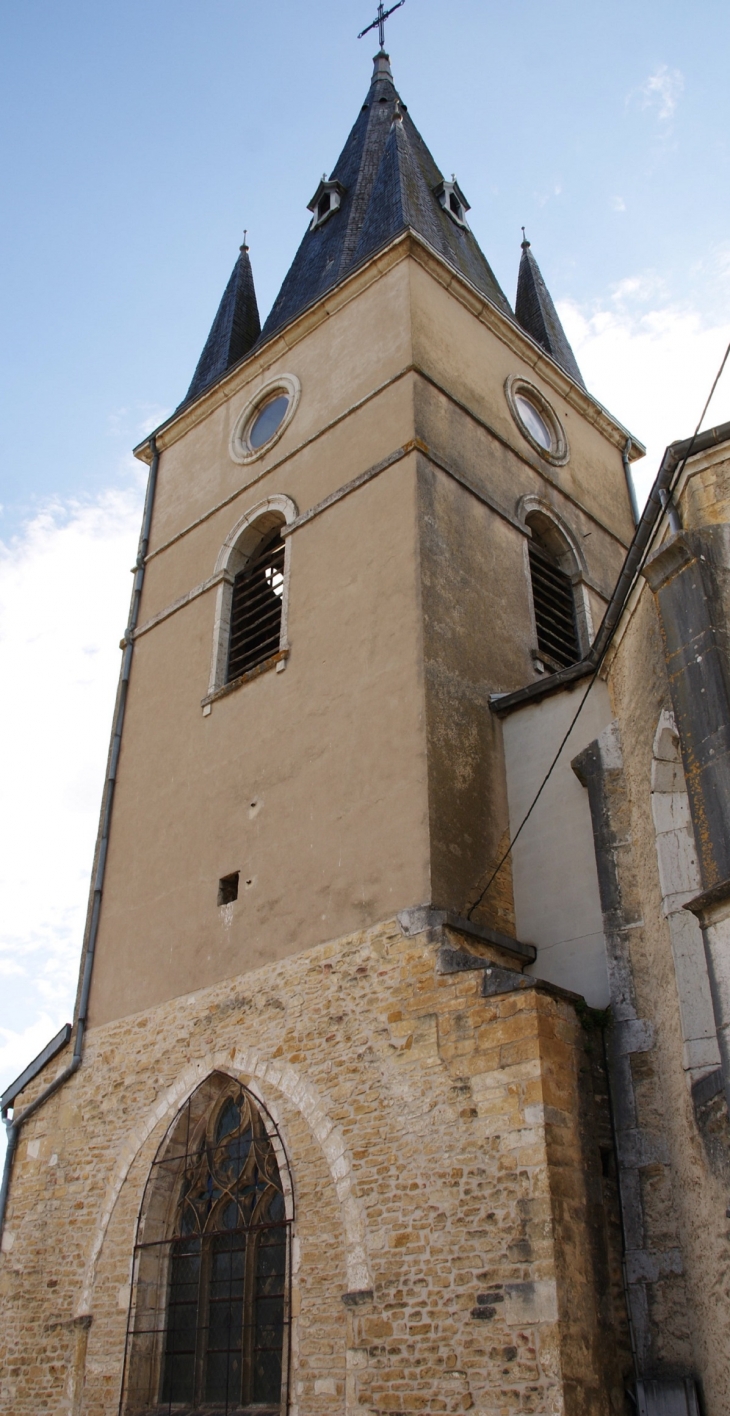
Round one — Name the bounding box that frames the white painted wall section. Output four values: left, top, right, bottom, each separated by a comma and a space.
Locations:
501, 680, 612, 1007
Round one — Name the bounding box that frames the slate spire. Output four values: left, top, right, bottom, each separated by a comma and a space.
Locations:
259, 51, 511, 343
514, 236, 585, 388
183, 239, 261, 406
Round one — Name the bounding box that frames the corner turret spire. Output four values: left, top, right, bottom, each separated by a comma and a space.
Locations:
183, 238, 261, 406
259, 52, 511, 343
515, 234, 585, 388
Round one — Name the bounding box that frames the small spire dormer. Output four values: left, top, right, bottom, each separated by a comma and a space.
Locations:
308, 176, 347, 231
183, 239, 261, 407
515, 235, 585, 389
433, 177, 470, 230
259, 51, 511, 343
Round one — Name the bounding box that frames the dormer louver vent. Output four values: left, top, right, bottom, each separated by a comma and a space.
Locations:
308, 177, 347, 231
434, 178, 470, 230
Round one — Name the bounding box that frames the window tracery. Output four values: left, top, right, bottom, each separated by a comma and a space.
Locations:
121, 1076, 291, 1416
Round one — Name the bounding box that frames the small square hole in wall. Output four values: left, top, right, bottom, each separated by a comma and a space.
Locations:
218, 872, 240, 906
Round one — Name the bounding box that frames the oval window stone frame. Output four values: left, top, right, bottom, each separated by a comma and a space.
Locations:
505, 374, 569, 467
230, 373, 301, 465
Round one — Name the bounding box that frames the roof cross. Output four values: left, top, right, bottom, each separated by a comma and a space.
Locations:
358, 0, 405, 49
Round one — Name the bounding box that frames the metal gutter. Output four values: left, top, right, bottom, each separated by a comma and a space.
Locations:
0, 1025, 72, 1112
0, 438, 160, 1242
492, 420, 730, 718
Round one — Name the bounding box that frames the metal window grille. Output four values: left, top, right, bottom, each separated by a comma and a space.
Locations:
227, 532, 285, 683
119, 1078, 292, 1416
528, 537, 580, 668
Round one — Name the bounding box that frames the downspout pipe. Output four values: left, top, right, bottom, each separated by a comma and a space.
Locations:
622, 437, 641, 528
0, 437, 160, 1242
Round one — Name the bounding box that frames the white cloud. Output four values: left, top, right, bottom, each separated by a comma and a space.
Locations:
0, 475, 144, 1103
611, 196, 626, 213
536, 181, 563, 208
559, 294, 730, 505
634, 64, 684, 123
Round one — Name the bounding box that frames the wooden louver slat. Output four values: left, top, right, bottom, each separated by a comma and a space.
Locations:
528, 540, 580, 669
227, 532, 285, 683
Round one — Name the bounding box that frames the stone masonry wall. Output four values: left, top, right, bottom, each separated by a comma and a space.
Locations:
0, 917, 628, 1416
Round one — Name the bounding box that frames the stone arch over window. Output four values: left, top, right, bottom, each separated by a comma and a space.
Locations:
120, 1072, 293, 1416
209, 495, 297, 696
517, 496, 592, 670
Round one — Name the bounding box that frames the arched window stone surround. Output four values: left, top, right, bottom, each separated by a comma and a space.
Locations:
75, 1047, 372, 1325
651, 709, 721, 1085
208, 495, 298, 697
517, 494, 593, 660
120, 1073, 292, 1414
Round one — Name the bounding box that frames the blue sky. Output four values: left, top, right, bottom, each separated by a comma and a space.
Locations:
2, 0, 730, 525
2, 0, 730, 1105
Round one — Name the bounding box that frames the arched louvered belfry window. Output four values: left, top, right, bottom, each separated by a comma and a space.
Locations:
227, 527, 286, 683
526, 515, 581, 669
121, 1076, 291, 1416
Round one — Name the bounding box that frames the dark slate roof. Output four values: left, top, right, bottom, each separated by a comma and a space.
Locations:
258, 52, 511, 343
183, 242, 261, 406
514, 239, 585, 388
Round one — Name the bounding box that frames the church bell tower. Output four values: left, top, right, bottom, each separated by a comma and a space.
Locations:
0, 40, 643, 1416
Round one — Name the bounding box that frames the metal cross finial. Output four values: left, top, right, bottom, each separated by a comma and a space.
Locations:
358, 0, 405, 49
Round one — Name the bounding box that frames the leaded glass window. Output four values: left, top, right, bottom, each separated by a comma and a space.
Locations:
121, 1076, 291, 1416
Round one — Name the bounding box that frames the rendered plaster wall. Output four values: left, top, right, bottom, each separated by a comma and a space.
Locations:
415, 453, 520, 930
407, 256, 637, 552
406, 252, 634, 927
88, 239, 640, 1027
0, 918, 629, 1416
501, 680, 613, 1006
89, 255, 432, 1026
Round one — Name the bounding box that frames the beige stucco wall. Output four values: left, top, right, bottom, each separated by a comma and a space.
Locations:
408, 258, 636, 552
88, 234, 640, 1025
90, 255, 431, 1025
91, 451, 430, 1024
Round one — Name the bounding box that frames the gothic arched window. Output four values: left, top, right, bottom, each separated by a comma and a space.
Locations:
121, 1076, 291, 1416
526, 513, 582, 670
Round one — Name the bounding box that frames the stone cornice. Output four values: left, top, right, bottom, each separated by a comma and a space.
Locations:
134, 230, 645, 465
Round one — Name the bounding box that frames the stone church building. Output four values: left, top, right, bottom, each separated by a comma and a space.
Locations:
2, 47, 730, 1416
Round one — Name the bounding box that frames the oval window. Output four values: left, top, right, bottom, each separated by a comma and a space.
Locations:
514, 394, 552, 451
504, 375, 569, 465
248, 394, 290, 450
229, 374, 301, 465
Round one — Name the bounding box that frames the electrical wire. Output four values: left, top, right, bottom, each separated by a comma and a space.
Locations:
466, 335, 730, 921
